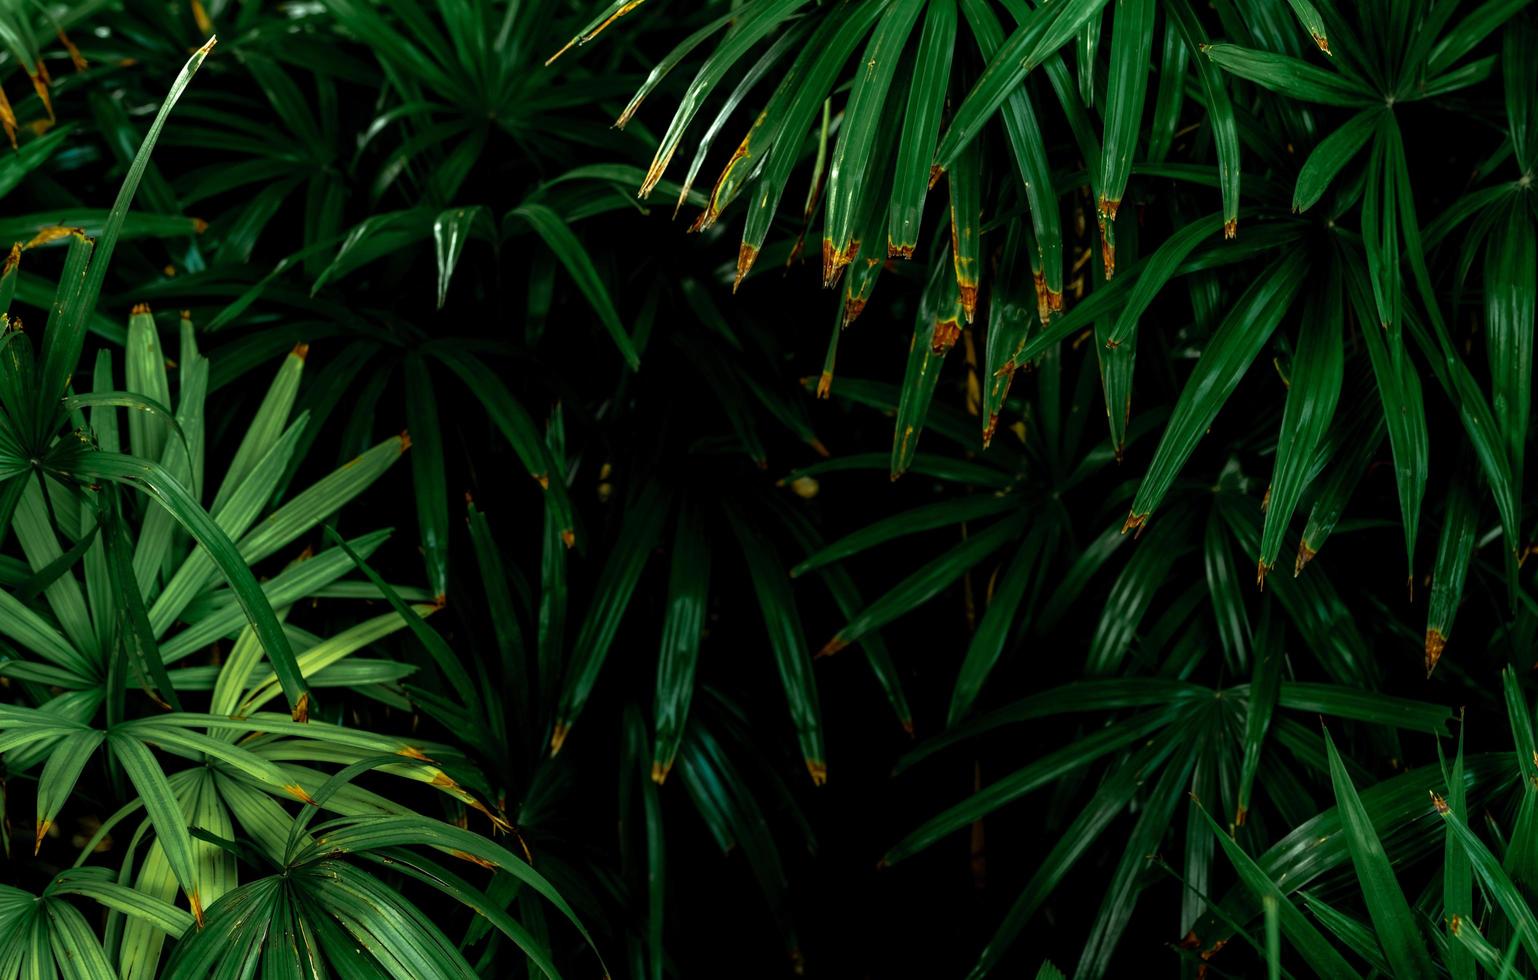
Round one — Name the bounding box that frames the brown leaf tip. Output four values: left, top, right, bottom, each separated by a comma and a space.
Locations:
1430, 791, 1450, 815
805, 759, 827, 786
843, 294, 867, 327
398, 430, 412, 452
733, 243, 758, 293
958, 284, 978, 324
1223, 218, 1238, 240
1294, 541, 1316, 576
549, 721, 569, 756
292, 691, 310, 723
817, 634, 849, 658
651, 760, 670, 785
1425, 629, 1446, 677
1121, 511, 1148, 535
131, 302, 152, 315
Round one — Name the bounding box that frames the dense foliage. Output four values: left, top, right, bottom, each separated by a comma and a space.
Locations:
0, 0, 1536, 976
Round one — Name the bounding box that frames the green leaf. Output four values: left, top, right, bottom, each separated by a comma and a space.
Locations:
934, 0, 1111, 172
730, 510, 825, 783
822, 513, 1026, 657
1485, 206, 1535, 500
109, 734, 205, 924
403, 355, 448, 602
1199, 803, 1361, 978
551, 485, 669, 753
1203, 43, 1367, 104
653, 505, 710, 784
888, 0, 957, 258
1260, 265, 1344, 579
893, 253, 965, 477
1103, 211, 1227, 348
1425, 463, 1478, 674
1293, 108, 1380, 213
433, 206, 487, 309
824, 0, 924, 281
1346, 256, 1427, 580
1127, 251, 1306, 529
1323, 729, 1437, 979
1097, 0, 1156, 224
63, 452, 310, 719
947, 523, 1051, 726
1166, 0, 1241, 234
1237, 604, 1281, 826
792, 492, 1016, 577
509, 203, 638, 370
34, 730, 102, 853
960, 0, 1064, 308
1435, 792, 1538, 964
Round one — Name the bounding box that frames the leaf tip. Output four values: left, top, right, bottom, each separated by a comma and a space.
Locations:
806, 758, 827, 786
1425, 629, 1446, 676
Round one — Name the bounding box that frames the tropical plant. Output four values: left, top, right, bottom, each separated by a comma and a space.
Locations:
4, 0, 1538, 976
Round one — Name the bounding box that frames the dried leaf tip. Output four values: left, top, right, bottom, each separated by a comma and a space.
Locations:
397, 430, 412, 452
561, 528, 576, 548
805, 759, 827, 786
284, 783, 319, 806
1425, 629, 1446, 677
190, 890, 205, 929
2, 243, 19, 275
733, 243, 758, 293
1223, 218, 1238, 240
1312, 33, 1331, 56
817, 634, 849, 658
1255, 560, 1270, 589
57, 29, 87, 71
957, 284, 978, 323
1294, 541, 1316, 576
131, 302, 152, 315
816, 371, 834, 399
292, 691, 310, 722
651, 760, 670, 784
1234, 804, 1247, 827
544, 0, 642, 66
1430, 791, 1450, 815
549, 722, 569, 756
1121, 511, 1148, 535
33, 820, 50, 855
291, 342, 310, 360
